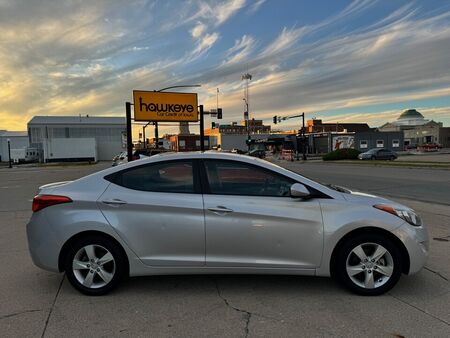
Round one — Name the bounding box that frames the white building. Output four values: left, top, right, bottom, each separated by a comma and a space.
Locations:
0, 130, 29, 162
28, 116, 126, 161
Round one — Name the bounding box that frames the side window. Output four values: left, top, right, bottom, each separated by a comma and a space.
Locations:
204, 160, 295, 197
111, 160, 195, 193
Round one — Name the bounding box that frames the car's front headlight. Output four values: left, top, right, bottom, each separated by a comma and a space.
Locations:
374, 204, 422, 226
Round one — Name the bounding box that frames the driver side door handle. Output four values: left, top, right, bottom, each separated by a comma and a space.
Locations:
208, 206, 233, 215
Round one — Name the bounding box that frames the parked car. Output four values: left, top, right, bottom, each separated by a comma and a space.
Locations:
27, 152, 428, 296
112, 150, 150, 166
248, 149, 266, 158
419, 143, 442, 152
112, 151, 127, 166
358, 148, 397, 160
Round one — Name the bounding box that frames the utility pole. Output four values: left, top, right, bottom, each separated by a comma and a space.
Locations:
7, 138, 12, 168
241, 73, 252, 151
199, 105, 205, 152
125, 102, 133, 162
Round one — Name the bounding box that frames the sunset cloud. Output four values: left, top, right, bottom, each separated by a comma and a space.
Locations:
0, 0, 449, 134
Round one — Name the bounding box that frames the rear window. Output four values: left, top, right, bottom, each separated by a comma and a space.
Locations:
105, 160, 195, 193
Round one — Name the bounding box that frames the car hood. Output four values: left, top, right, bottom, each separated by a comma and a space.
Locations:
340, 188, 408, 209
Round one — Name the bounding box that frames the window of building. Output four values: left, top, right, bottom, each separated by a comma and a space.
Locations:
392, 139, 400, 148
108, 160, 195, 193
360, 140, 368, 149
195, 140, 200, 147
376, 140, 384, 148
204, 160, 295, 197
179, 140, 185, 149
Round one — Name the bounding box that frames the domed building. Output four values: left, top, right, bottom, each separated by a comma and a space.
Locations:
379, 109, 449, 148
394, 109, 429, 126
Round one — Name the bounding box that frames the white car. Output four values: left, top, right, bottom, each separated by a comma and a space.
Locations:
27, 152, 428, 295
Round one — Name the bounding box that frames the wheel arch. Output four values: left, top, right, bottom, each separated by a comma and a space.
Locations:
58, 230, 130, 275
329, 227, 410, 276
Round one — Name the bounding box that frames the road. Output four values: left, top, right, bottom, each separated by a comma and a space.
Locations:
276, 160, 450, 205
0, 162, 449, 337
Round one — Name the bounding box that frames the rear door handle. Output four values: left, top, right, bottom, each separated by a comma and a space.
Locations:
102, 199, 128, 206
208, 206, 233, 215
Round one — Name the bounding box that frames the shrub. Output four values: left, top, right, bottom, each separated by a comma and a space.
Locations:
323, 148, 361, 161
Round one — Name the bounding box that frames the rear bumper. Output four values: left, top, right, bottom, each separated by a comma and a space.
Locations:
26, 212, 61, 272
392, 222, 429, 275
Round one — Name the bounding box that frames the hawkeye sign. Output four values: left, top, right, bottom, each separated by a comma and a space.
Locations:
133, 90, 198, 122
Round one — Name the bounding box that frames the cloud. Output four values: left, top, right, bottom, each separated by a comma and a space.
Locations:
1, 0, 450, 134
190, 22, 207, 38
223, 35, 256, 65
261, 26, 307, 57
248, 0, 266, 13
196, 0, 246, 26
192, 32, 220, 56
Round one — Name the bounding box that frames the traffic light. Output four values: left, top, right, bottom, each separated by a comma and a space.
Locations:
217, 108, 222, 119
211, 122, 216, 129
273, 116, 277, 124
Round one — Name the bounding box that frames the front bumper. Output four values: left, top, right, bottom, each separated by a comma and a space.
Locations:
392, 222, 429, 275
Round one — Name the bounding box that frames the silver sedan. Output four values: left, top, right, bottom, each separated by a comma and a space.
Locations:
27, 152, 428, 296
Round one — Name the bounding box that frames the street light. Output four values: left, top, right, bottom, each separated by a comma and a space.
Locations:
7, 138, 12, 168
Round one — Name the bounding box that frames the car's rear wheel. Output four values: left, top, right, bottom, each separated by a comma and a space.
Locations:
64, 235, 127, 296
371, 155, 376, 160
335, 234, 402, 295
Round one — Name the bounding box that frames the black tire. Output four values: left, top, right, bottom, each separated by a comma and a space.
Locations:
334, 233, 402, 296
389, 156, 395, 161
371, 155, 376, 160
64, 235, 127, 296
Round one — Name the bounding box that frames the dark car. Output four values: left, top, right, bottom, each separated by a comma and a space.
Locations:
248, 149, 266, 159
358, 148, 397, 160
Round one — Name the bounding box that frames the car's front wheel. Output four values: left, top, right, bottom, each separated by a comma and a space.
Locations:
64, 235, 127, 296
335, 233, 402, 295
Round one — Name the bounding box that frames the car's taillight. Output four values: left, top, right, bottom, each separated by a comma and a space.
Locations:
32, 195, 72, 212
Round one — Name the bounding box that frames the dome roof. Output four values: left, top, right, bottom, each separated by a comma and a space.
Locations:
398, 109, 424, 120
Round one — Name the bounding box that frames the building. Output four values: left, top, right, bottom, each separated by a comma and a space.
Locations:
307, 119, 370, 133
205, 119, 271, 151
169, 135, 210, 152
28, 116, 126, 161
0, 131, 29, 162
354, 131, 404, 152
378, 109, 450, 147
205, 119, 271, 136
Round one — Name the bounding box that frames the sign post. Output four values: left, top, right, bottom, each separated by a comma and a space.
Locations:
125, 102, 133, 162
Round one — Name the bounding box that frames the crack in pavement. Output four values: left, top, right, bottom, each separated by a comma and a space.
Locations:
41, 274, 65, 338
424, 266, 449, 282
0, 309, 42, 320
212, 278, 252, 338
389, 293, 450, 327
433, 235, 450, 241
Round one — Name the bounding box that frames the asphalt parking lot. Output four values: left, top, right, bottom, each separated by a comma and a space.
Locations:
1, 161, 449, 337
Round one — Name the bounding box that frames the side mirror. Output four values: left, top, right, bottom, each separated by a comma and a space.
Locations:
290, 183, 310, 198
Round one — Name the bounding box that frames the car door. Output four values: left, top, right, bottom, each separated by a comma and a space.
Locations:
201, 159, 324, 269
379, 149, 389, 160
98, 159, 205, 266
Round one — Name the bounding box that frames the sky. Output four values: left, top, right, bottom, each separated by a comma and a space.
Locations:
1, 0, 450, 135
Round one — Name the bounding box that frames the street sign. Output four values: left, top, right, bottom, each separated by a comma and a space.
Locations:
133, 90, 198, 122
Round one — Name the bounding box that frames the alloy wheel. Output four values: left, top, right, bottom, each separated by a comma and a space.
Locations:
345, 242, 394, 289
72, 244, 116, 289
